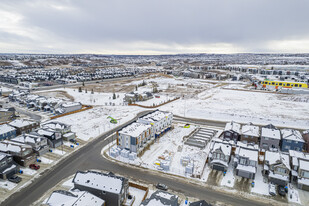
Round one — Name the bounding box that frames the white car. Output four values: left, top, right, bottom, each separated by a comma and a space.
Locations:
269, 183, 276, 196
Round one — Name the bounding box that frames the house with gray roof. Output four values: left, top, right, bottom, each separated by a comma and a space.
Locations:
72, 170, 129, 206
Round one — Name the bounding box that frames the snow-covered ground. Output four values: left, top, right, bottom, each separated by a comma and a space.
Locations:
250, 165, 269, 196
128, 186, 146, 206
137, 95, 173, 106
161, 88, 309, 129
21, 168, 38, 176
52, 148, 66, 156
39, 157, 54, 164
0, 180, 17, 191
36, 88, 126, 106
220, 161, 235, 188
54, 106, 143, 141
108, 124, 213, 180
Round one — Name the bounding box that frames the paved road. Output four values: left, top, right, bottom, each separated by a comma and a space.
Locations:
1, 113, 275, 206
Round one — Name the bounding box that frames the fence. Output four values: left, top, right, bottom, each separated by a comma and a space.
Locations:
128, 182, 149, 201
50, 105, 93, 119
128, 97, 180, 108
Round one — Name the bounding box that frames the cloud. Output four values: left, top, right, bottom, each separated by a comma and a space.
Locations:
0, 0, 309, 54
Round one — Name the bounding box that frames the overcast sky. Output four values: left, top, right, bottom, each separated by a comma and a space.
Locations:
0, 0, 309, 54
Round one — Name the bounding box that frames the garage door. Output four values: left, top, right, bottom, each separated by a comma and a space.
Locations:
213, 164, 225, 172
237, 169, 251, 179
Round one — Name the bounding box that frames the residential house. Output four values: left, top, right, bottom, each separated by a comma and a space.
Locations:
0, 140, 36, 166
36, 128, 62, 148
0, 107, 15, 123
0, 152, 19, 180
302, 130, 309, 152
298, 159, 309, 191
0, 124, 17, 140
54, 102, 82, 114
137, 110, 173, 139
9, 119, 40, 135
281, 129, 305, 152
141, 190, 179, 206
46, 190, 105, 206
223, 121, 241, 142
260, 125, 281, 151
264, 151, 290, 186
289, 150, 309, 191
234, 142, 259, 179
42, 121, 75, 141
124, 91, 153, 103
73, 171, 129, 206
117, 122, 152, 155
209, 140, 232, 172
240, 123, 260, 144
10, 133, 49, 156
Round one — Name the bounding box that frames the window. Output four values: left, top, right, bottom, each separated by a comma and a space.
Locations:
276, 83, 278, 86
264, 137, 269, 140
279, 83, 282, 86
272, 82, 275, 85
7, 157, 12, 162
239, 158, 247, 165
302, 171, 309, 178
0, 161, 6, 167
287, 83, 290, 86
295, 84, 298, 87
284, 145, 290, 150
276, 167, 287, 174
299, 84, 302, 87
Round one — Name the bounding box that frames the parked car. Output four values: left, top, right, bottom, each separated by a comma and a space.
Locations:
277, 185, 286, 197
156, 183, 168, 191
69, 139, 77, 144
29, 164, 40, 170
269, 183, 276, 196
8, 175, 22, 183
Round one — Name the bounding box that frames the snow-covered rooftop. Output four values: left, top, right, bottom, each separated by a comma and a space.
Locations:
119, 122, 151, 137
224, 121, 241, 133
139, 110, 172, 122
212, 141, 231, 156
46, 190, 105, 206
238, 147, 258, 161
0, 140, 32, 153
0, 124, 16, 134
62, 102, 81, 108
281, 129, 304, 142
265, 151, 290, 170
241, 124, 260, 137
9, 119, 37, 128
73, 171, 125, 194
261, 127, 281, 140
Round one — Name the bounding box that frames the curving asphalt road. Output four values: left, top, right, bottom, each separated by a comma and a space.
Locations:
1, 112, 276, 206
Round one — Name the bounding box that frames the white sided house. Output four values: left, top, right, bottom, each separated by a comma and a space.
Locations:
208, 140, 232, 172
117, 122, 152, 156
137, 110, 173, 139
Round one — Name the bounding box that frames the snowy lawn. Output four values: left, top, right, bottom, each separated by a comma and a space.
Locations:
129, 186, 146, 206
0, 180, 17, 190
